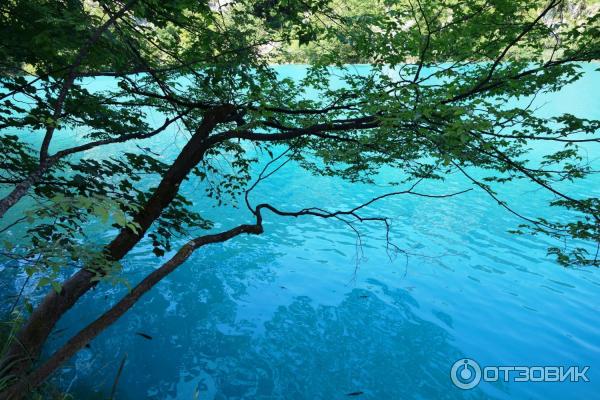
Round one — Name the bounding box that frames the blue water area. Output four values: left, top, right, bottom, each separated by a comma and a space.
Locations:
2, 64, 600, 399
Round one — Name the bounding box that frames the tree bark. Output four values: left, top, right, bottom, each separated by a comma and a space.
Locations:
2, 106, 234, 383
0, 171, 43, 219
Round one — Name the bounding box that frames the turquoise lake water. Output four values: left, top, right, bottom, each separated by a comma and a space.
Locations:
2, 64, 600, 399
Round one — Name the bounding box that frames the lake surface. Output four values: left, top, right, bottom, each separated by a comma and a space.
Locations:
2, 64, 600, 399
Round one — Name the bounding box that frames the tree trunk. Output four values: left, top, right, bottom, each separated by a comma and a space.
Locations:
0, 172, 42, 219
2, 106, 233, 383
2, 222, 263, 399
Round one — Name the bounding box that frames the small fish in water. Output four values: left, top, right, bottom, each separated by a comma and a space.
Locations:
85, 343, 91, 349
135, 332, 153, 340
359, 295, 369, 298
52, 328, 67, 336
346, 391, 364, 396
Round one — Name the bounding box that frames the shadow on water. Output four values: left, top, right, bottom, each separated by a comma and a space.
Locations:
52, 240, 498, 399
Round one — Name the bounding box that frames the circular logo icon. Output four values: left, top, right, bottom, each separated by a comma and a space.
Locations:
450, 358, 482, 390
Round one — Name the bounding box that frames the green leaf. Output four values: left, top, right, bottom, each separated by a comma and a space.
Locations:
51, 281, 62, 294
37, 277, 51, 288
